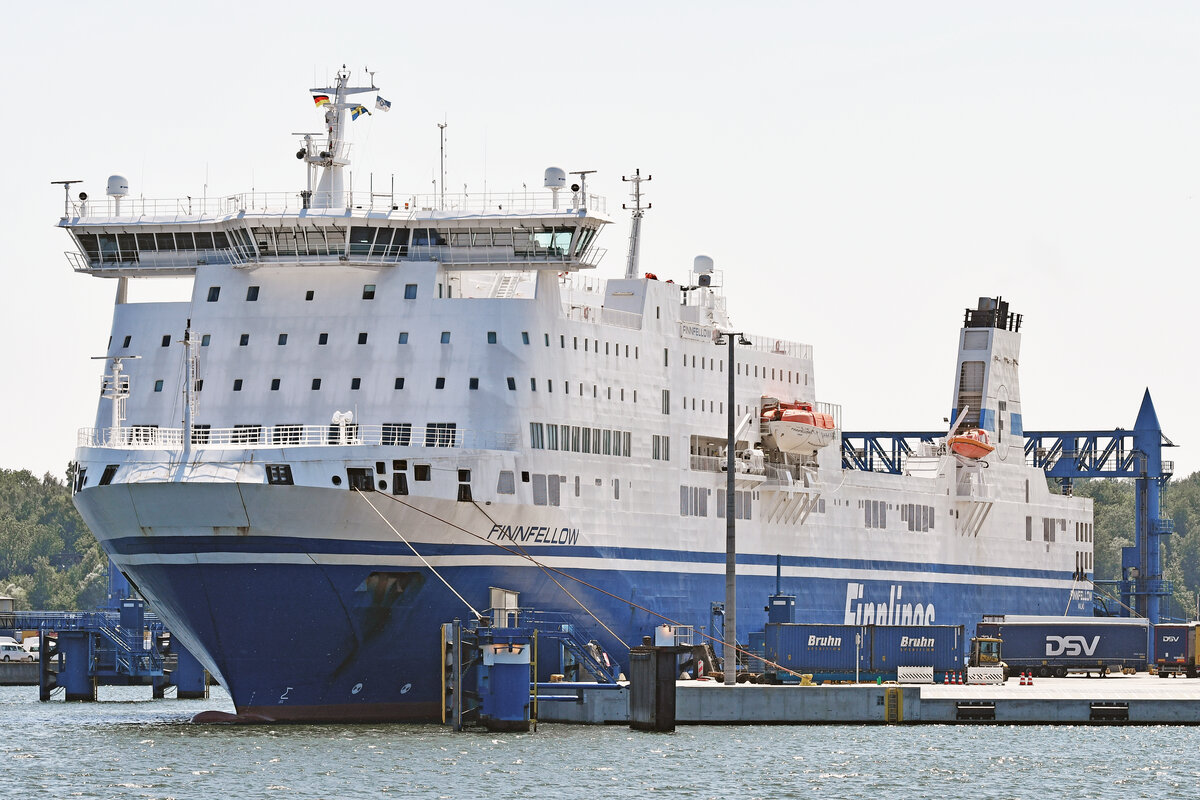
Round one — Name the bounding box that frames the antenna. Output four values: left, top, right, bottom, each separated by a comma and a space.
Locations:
622, 168, 652, 279
51, 179, 83, 218
91, 355, 140, 434
568, 170, 597, 212
438, 121, 448, 211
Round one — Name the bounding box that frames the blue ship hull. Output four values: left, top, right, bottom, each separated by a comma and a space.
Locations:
102, 532, 1085, 722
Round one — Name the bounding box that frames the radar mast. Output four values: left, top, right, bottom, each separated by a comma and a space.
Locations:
622, 168, 651, 279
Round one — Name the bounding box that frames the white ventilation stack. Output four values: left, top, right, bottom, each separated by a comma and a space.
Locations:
544, 167, 566, 210
107, 174, 129, 216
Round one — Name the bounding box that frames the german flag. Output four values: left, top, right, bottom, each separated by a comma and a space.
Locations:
313, 94, 330, 107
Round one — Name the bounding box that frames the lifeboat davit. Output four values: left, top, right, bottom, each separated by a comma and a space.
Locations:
948, 428, 994, 460
762, 399, 837, 456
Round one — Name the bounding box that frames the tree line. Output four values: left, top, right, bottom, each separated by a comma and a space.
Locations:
1, 465, 1199, 616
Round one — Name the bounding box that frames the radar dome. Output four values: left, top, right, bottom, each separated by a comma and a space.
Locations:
544, 167, 566, 190
106, 175, 129, 197
693, 255, 714, 274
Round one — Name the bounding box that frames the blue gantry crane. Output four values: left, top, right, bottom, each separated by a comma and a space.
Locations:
841, 390, 1177, 623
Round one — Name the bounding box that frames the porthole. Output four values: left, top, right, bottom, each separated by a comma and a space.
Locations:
331, 475, 342, 486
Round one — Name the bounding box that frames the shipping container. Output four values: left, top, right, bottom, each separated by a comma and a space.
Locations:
1154, 623, 1199, 677
763, 624, 964, 682
976, 616, 1149, 677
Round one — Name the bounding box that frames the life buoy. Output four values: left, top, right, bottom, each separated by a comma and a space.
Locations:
583, 307, 590, 320
774, 340, 783, 353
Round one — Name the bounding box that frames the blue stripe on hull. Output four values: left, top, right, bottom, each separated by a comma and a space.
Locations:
111, 541, 1089, 722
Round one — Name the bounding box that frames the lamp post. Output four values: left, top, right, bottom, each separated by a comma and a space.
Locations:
715, 330, 751, 686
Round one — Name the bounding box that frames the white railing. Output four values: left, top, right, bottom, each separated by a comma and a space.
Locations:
67, 190, 608, 220
740, 333, 814, 361
688, 453, 767, 475
66, 248, 246, 273
561, 304, 644, 330
78, 424, 520, 451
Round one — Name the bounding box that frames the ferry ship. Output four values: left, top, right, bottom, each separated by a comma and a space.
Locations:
63, 69, 1093, 722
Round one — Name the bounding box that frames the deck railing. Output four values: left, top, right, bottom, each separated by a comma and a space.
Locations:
78, 424, 520, 451
66, 190, 607, 220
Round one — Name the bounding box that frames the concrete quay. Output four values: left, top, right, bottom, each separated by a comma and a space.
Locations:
536, 673, 1200, 725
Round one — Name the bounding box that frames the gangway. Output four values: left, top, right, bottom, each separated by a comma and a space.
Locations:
840, 390, 1177, 623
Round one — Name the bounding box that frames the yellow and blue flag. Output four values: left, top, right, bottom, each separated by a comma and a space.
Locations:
351, 104, 371, 121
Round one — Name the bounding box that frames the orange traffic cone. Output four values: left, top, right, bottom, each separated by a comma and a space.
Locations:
943, 671, 950, 685
955, 671, 962, 685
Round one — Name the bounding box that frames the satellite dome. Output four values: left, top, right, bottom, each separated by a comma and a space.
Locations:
544, 167, 566, 190
693, 255, 714, 274
106, 175, 129, 197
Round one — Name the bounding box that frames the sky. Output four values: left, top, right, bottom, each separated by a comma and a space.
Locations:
2, 1, 1197, 481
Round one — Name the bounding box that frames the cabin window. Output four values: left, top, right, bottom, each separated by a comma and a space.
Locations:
469, 378, 479, 390
351, 378, 361, 390
426, 422, 456, 447
266, 464, 294, 485
532, 474, 548, 505
246, 286, 260, 301
318, 333, 328, 345
207, 286, 220, 302
270, 379, 280, 391
522, 332, 530, 345
507, 377, 516, 390
414, 465, 431, 481
363, 284, 376, 300
278, 334, 288, 345
311, 378, 322, 390
404, 284, 418, 299
441, 332, 451, 344
435, 377, 445, 389
153, 380, 164, 392
394, 377, 405, 390
239, 334, 249, 346
232, 379, 243, 391
201, 334, 211, 346
487, 331, 497, 344
306, 290, 315, 301
398, 332, 409, 344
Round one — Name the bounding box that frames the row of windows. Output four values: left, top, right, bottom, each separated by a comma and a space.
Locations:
123, 328, 531, 351
204, 283, 418, 303
178, 376, 519, 393
1075, 521, 1093, 543
900, 503, 936, 533
529, 423, 633, 457
680, 485, 709, 517
665, 348, 807, 387
496, 470, 622, 501
1024, 516, 1070, 543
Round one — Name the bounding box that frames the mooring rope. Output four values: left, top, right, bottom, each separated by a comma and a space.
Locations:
353, 489, 483, 619
373, 490, 806, 679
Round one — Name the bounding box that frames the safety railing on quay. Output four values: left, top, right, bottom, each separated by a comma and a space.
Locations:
67, 190, 608, 220
78, 424, 520, 451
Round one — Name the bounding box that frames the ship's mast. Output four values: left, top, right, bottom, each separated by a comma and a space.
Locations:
305, 66, 378, 209
622, 169, 651, 279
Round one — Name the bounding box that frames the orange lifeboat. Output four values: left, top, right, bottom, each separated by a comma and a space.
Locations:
761, 399, 837, 455
948, 428, 994, 460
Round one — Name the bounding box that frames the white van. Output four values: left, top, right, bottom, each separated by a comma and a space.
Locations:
0, 642, 34, 662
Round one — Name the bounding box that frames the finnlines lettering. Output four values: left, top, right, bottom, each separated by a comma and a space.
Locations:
488, 523, 580, 545
843, 582, 936, 625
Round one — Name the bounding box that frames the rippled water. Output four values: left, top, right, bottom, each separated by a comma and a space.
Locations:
3, 685, 1198, 799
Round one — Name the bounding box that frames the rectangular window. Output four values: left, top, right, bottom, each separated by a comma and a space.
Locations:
530, 422, 545, 449
161, 335, 170, 347
662, 389, 670, 414
506, 377, 516, 390
487, 331, 497, 344
278, 333, 288, 345
239, 333, 249, 346
398, 332, 409, 344
363, 284, 376, 300
547, 474, 561, 506
530, 378, 537, 391
306, 290, 314, 301
122, 335, 131, 348
311, 378, 322, 390
270, 378, 280, 391
358, 332, 368, 344
414, 464, 431, 481
497, 471, 516, 494
351, 378, 361, 390
207, 286, 220, 302
382, 423, 413, 446
404, 284, 418, 299
522, 332, 530, 345
532, 474, 548, 505
426, 422, 457, 447
201, 334, 211, 346
233, 379, 243, 391
266, 464, 294, 485
271, 425, 302, 445
440, 332, 451, 344
246, 286, 260, 301
232, 424, 261, 444
153, 379, 164, 392
435, 377, 445, 389
392, 473, 409, 495
319, 333, 328, 345
394, 377, 405, 390
469, 378, 479, 390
